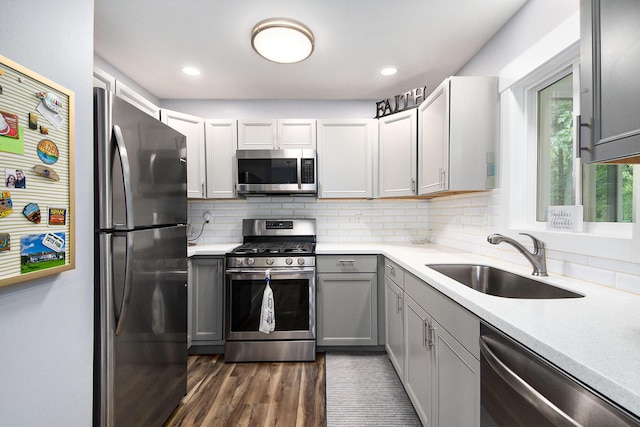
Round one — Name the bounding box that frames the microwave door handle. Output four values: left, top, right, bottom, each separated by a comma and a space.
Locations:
297, 157, 302, 189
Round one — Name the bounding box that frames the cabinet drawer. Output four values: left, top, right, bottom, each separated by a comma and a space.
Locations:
317, 255, 377, 273
383, 258, 405, 287
405, 272, 479, 358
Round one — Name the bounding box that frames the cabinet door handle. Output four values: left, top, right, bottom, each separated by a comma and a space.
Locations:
427, 322, 436, 348
423, 321, 429, 348
411, 179, 416, 192
386, 264, 395, 273
338, 259, 356, 263
397, 292, 403, 313
440, 168, 446, 188
577, 115, 592, 156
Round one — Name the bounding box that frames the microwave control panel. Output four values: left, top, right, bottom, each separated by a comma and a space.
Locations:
301, 158, 315, 183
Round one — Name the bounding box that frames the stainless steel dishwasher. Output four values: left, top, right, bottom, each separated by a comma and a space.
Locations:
480, 323, 640, 427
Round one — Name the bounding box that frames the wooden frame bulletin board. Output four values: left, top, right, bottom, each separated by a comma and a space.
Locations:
0, 54, 75, 287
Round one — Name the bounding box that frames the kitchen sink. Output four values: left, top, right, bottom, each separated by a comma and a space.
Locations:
426, 264, 584, 299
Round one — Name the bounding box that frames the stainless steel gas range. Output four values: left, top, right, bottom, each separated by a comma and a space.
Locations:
224, 219, 316, 362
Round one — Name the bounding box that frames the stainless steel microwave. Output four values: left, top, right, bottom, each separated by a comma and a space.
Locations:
236, 149, 317, 196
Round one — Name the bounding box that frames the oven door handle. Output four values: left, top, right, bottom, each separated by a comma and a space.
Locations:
226, 268, 316, 275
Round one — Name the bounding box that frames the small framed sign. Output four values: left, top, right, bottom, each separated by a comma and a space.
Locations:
546, 205, 583, 232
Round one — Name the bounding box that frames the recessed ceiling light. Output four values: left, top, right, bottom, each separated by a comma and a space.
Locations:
251, 18, 315, 64
182, 67, 201, 76
380, 67, 398, 76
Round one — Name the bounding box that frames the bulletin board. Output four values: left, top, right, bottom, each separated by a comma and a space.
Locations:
0, 54, 75, 288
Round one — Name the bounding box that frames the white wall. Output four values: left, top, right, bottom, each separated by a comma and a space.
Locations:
457, 0, 579, 76
0, 2, 94, 426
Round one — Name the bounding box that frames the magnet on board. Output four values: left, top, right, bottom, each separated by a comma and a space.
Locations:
37, 92, 63, 113
33, 165, 60, 181
23, 203, 41, 224
0, 192, 12, 218
29, 113, 38, 130
40, 126, 48, 134
36, 139, 59, 164
0, 233, 9, 252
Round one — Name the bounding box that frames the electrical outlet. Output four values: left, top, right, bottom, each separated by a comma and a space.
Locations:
355, 214, 363, 224
203, 211, 211, 223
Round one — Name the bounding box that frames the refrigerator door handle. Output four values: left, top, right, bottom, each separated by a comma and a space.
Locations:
112, 125, 135, 230
115, 233, 134, 336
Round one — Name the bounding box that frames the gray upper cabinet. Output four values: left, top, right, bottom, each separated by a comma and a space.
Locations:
161, 109, 206, 199
93, 66, 115, 92
379, 109, 418, 197
204, 119, 237, 199
317, 119, 377, 198
417, 76, 497, 196
115, 81, 160, 119
237, 119, 316, 149
580, 0, 640, 163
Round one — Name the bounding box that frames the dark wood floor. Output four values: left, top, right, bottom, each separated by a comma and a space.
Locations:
165, 354, 326, 427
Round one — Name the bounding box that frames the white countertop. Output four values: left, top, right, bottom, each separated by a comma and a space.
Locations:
189, 241, 640, 417
187, 243, 241, 257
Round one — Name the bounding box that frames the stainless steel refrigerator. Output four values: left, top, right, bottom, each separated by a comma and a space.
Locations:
93, 88, 188, 427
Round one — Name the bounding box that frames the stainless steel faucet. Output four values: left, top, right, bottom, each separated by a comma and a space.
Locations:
487, 233, 548, 276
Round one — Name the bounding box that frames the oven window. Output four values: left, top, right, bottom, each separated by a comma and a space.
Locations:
237, 158, 298, 184
230, 278, 310, 332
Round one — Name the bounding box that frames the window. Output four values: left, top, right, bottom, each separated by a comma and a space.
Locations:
536, 73, 575, 221
534, 69, 634, 224
501, 21, 637, 261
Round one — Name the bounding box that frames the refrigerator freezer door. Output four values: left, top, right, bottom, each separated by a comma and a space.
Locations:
95, 88, 188, 230
96, 225, 187, 427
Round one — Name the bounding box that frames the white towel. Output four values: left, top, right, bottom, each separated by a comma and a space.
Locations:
259, 271, 275, 333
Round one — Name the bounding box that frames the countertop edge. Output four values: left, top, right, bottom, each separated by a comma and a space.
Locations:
316, 243, 640, 418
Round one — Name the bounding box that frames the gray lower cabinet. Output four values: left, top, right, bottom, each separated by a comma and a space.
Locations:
384, 257, 480, 427
433, 318, 479, 426
316, 255, 378, 346
385, 272, 405, 378
405, 292, 480, 426
189, 256, 224, 346
404, 294, 434, 424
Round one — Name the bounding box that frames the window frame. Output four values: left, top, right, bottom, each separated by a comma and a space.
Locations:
499, 36, 638, 262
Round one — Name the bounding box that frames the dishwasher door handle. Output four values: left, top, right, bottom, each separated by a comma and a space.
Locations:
479, 336, 582, 427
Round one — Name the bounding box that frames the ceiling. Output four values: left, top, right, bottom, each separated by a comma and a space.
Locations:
94, 0, 528, 101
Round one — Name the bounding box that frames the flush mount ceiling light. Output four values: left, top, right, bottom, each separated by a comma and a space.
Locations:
251, 18, 315, 64
380, 67, 398, 76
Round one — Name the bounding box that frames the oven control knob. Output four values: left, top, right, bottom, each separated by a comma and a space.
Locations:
266, 258, 274, 266
247, 258, 255, 266
285, 257, 293, 265
235, 258, 243, 267
297, 258, 305, 265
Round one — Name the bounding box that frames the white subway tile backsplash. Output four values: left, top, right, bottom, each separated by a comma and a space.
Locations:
616, 274, 640, 295
190, 189, 640, 293
189, 198, 429, 244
